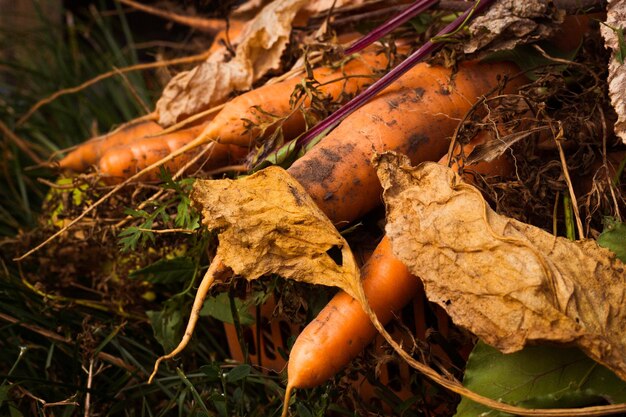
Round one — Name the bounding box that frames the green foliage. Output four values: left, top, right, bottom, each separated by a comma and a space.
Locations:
408, 13, 435, 35
598, 217, 626, 262
117, 207, 160, 251
200, 292, 256, 326
147, 298, 185, 354
118, 170, 201, 252
484, 41, 579, 80
226, 364, 251, 383
601, 23, 626, 64
131, 256, 197, 285
455, 342, 626, 417
160, 169, 201, 230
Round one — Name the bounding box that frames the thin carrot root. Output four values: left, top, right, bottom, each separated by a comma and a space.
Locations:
148, 258, 227, 384
281, 382, 295, 417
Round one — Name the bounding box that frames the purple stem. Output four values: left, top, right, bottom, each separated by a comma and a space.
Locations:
297, 0, 495, 149
344, 0, 439, 55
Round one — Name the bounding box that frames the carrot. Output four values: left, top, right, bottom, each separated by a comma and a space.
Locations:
287, 59, 523, 225
199, 49, 393, 147
61, 49, 392, 180
59, 119, 162, 172
97, 124, 248, 183
282, 130, 515, 416
286, 236, 414, 388
57, 19, 245, 174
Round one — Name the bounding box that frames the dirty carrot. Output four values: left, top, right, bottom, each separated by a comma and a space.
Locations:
197, 49, 393, 148
59, 119, 162, 172
281, 130, 516, 416
288, 59, 523, 225
56, 20, 246, 173
286, 236, 414, 388
97, 123, 247, 183
62, 50, 392, 178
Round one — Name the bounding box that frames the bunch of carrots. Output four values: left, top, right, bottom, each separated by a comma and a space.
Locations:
48, 0, 615, 415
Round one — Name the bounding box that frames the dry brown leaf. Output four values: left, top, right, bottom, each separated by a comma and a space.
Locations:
376, 152, 626, 381
156, 0, 308, 126
190, 166, 361, 298
601, 0, 626, 145
465, 0, 564, 55
302, 0, 366, 15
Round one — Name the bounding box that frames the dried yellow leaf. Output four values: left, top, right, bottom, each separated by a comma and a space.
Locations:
190, 166, 361, 298
601, 0, 626, 145
157, 0, 308, 126
376, 152, 626, 381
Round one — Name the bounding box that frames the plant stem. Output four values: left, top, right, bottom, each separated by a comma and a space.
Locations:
344, 0, 439, 55
297, 0, 496, 150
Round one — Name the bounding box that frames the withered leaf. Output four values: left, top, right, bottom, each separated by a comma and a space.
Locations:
601, 0, 626, 145
157, 0, 308, 126
376, 152, 626, 381
465, 0, 564, 55
302, 0, 366, 14
190, 166, 361, 299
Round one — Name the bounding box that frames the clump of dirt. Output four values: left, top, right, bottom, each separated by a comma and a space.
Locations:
8, 176, 192, 315
450, 26, 625, 236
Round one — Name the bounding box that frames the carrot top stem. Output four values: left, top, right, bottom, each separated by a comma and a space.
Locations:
295, 0, 495, 150
344, 0, 439, 55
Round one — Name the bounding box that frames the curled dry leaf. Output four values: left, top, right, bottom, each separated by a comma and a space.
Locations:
601, 0, 626, 145
464, 0, 565, 55
302, 0, 366, 15
157, 0, 308, 126
376, 152, 626, 381
190, 166, 361, 299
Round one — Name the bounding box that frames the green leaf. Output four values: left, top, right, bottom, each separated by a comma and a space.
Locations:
146, 298, 184, 353
597, 218, 626, 263
225, 364, 251, 383
455, 342, 626, 417
117, 219, 155, 252
200, 364, 222, 382
123, 207, 150, 218
209, 393, 228, 417
117, 226, 142, 252
484, 41, 579, 81
617, 27, 626, 64
130, 256, 196, 285
199, 292, 255, 326
0, 385, 10, 403
9, 405, 24, 417
601, 23, 626, 64
408, 14, 434, 35
296, 403, 314, 417
175, 196, 200, 230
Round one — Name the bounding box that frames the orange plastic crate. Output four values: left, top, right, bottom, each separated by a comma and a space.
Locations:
223, 279, 472, 410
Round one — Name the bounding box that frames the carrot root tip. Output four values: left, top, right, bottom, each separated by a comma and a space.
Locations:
281, 383, 294, 417
147, 259, 222, 383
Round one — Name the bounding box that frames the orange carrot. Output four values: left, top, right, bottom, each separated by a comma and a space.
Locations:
58, 19, 244, 174
287, 59, 523, 225
282, 130, 515, 415
61, 50, 392, 179
97, 124, 247, 183
59, 119, 162, 172
286, 236, 414, 389
200, 50, 393, 147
